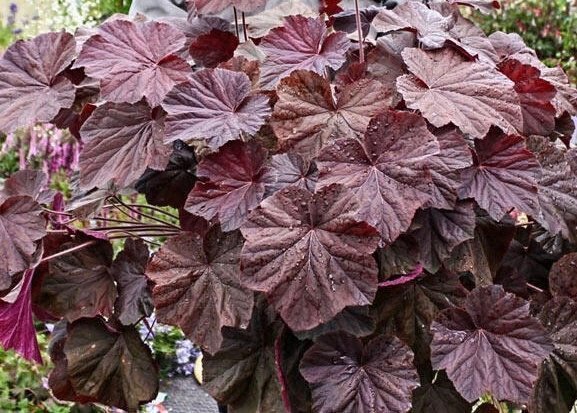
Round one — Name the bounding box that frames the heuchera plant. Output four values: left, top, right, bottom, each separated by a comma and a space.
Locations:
1, 0, 577, 411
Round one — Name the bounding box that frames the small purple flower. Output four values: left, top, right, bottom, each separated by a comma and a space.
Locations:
9, 3, 17, 15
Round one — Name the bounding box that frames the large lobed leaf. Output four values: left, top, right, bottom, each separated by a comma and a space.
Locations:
162, 68, 271, 150
316, 110, 439, 244
299, 332, 419, 413
259, 16, 350, 89
79, 101, 171, 190
271, 70, 394, 156
0, 31, 76, 133
397, 47, 522, 139
146, 226, 253, 354
185, 140, 270, 231
240, 185, 380, 331
75, 19, 190, 107
458, 128, 541, 221
431, 285, 553, 404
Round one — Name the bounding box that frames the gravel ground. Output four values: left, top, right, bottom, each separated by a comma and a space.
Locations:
160, 377, 219, 413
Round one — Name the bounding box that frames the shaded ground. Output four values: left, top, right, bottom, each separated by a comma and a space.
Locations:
160, 377, 219, 413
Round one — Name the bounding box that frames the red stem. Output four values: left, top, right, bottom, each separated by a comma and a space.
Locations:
242, 12, 248, 42
233, 7, 240, 39
354, 0, 365, 63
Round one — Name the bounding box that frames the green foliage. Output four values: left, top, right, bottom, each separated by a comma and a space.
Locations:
0, 333, 69, 413
0, 149, 19, 178
87, 0, 132, 21
149, 325, 186, 377
472, 0, 577, 82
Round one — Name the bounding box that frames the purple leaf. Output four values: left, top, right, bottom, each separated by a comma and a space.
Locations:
424, 127, 473, 210
75, 19, 191, 107
397, 47, 522, 139
264, 152, 318, 195
1, 170, 53, 204
162, 68, 271, 150
38, 240, 117, 322
240, 185, 380, 331
412, 371, 472, 413
411, 203, 476, 273
531, 297, 577, 413
448, 0, 501, 13
498, 58, 556, 136
259, 16, 350, 89
79, 101, 171, 190
316, 110, 439, 244
458, 129, 541, 221
146, 227, 253, 354
0, 196, 46, 288
0, 269, 41, 363
188, 29, 239, 68
271, 70, 394, 156
378, 264, 424, 287
110, 239, 153, 326
63, 318, 158, 411
372, 1, 455, 49
548, 252, 577, 300
333, 6, 380, 37
0, 31, 76, 133
431, 285, 553, 403
299, 332, 419, 413
527, 136, 577, 242
135, 140, 197, 209
185, 140, 270, 231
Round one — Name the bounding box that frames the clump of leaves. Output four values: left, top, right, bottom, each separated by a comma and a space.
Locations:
1, 0, 577, 412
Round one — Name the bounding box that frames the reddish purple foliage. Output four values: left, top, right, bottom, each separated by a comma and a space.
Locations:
1, 0, 577, 411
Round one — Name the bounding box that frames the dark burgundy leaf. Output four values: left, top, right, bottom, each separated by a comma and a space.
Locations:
374, 269, 468, 366
411, 203, 476, 273
193, 0, 266, 14
549, 253, 577, 300
185, 140, 269, 231
75, 19, 190, 107
111, 239, 153, 326
295, 305, 375, 341
316, 110, 439, 244
178, 209, 210, 235
218, 56, 260, 86
0, 270, 41, 363
79, 101, 171, 190
240, 185, 380, 331
397, 47, 522, 139
448, 0, 500, 13
202, 302, 284, 412
412, 371, 472, 413
531, 297, 577, 413
446, 213, 516, 286
541, 66, 577, 117
264, 152, 318, 195
527, 136, 577, 242
0, 31, 76, 133
259, 16, 350, 89
333, 6, 380, 37
498, 59, 556, 136
488, 31, 537, 64
64, 318, 158, 411
494, 266, 529, 298
375, 234, 420, 276
162, 68, 271, 150
372, 1, 454, 49
38, 240, 116, 322
146, 227, 253, 354
424, 127, 473, 209
135, 140, 197, 209
299, 332, 419, 413
0, 196, 46, 288
458, 129, 541, 221
271, 70, 394, 156
189, 29, 239, 68
1, 170, 53, 204
431, 285, 553, 403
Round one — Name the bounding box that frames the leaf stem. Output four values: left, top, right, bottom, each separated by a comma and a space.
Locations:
526, 282, 544, 294
108, 196, 181, 230
233, 7, 240, 39
42, 208, 73, 217
354, 0, 365, 63
39, 240, 98, 264
91, 224, 178, 232
116, 203, 180, 221
242, 12, 248, 42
